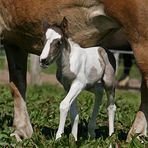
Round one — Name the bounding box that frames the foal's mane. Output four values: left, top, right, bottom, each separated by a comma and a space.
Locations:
50, 23, 69, 38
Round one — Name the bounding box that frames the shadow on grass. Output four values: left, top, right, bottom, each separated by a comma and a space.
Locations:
0, 115, 13, 130
39, 119, 127, 142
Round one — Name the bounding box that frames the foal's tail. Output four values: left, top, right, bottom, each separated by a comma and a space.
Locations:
105, 48, 116, 72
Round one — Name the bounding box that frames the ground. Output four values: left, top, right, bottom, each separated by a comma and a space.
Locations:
0, 69, 141, 92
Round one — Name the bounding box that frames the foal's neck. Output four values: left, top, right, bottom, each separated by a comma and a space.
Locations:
56, 37, 81, 67
56, 37, 71, 67
68, 38, 81, 50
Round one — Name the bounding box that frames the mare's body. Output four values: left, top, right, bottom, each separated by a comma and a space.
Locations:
103, 0, 148, 141
0, 0, 147, 141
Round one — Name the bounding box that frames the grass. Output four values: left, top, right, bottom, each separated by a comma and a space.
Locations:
0, 84, 148, 147
0, 49, 6, 70
0, 53, 145, 147
116, 59, 141, 80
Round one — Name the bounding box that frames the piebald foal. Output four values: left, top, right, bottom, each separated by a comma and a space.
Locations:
40, 18, 116, 141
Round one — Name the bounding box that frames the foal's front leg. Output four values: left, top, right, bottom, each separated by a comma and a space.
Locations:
56, 81, 85, 140
70, 99, 79, 141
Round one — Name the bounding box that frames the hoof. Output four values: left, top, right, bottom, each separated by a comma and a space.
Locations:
118, 76, 129, 87
69, 134, 77, 148
54, 134, 67, 147
88, 129, 96, 140
10, 132, 22, 142
126, 111, 147, 142
10, 128, 33, 142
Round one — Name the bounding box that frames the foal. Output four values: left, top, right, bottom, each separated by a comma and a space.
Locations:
40, 18, 116, 141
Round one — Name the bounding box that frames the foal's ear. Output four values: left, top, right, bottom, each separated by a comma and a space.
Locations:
61, 17, 68, 30
43, 20, 50, 33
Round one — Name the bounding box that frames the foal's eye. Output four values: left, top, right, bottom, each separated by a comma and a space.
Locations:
57, 40, 62, 46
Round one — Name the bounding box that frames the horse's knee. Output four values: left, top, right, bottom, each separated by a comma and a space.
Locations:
60, 100, 69, 113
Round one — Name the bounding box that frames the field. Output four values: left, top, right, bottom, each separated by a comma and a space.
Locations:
0, 53, 148, 147
1, 84, 148, 148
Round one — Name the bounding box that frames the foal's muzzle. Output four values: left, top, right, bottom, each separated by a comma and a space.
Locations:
40, 58, 49, 68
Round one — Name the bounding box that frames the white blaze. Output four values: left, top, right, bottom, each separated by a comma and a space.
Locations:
40, 28, 61, 61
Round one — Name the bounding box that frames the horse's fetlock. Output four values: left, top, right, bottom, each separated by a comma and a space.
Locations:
107, 104, 116, 112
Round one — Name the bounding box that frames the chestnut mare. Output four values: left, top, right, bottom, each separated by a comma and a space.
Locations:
0, 0, 147, 141
103, 0, 148, 141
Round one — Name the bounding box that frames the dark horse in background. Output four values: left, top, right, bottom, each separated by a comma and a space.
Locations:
0, 0, 147, 142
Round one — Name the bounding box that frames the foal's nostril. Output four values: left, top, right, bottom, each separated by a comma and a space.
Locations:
40, 58, 49, 68
41, 58, 47, 64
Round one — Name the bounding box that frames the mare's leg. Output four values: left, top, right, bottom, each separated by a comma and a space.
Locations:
56, 81, 85, 140
69, 100, 79, 141
88, 83, 104, 138
127, 42, 148, 142
4, 44, 33, 141
4, 44, 27, 99
9, 82, 33, 141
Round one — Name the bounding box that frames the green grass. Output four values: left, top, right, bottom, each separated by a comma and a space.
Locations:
116, 59, 141, 80
0, 49, 5, 70
0, 53, 145, 147
41, 63, 57, 74
0, 84, 148, 147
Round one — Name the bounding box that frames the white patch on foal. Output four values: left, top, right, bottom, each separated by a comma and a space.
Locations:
68, 39, 104, 83
40, 28, 61, 60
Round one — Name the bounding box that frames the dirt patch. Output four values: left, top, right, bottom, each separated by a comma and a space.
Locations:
0, 69, 140, 91
0, 69, 61, 86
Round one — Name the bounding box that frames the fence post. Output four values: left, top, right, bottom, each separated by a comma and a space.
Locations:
113, 52, 119, 76
30, 54, 41, 85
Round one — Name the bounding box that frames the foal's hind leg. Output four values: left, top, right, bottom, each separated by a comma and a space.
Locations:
105, 86, 116, 136
88, 83, 104, 138
103, 70, 116, 136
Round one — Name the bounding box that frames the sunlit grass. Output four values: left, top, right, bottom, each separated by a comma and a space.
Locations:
0, 84, 146, 147
0, 52, 144, 147
116, 58, 141, 80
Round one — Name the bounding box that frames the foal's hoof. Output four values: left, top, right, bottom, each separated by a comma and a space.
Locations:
54, 134, 67, 147
88, 131, 96, 140
69, 134, 77, 148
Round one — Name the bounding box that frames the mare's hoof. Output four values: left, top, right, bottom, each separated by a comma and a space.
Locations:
10, 132, 22, 142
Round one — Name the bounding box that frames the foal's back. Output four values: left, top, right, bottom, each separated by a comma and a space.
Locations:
71, 45, 115, 85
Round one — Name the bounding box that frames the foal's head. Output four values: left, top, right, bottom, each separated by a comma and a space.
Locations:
40, 17, 68, 68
